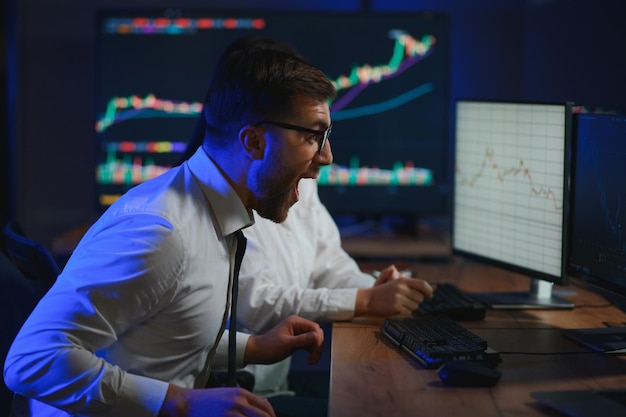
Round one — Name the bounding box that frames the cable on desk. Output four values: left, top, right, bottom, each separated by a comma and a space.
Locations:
497, 350, 621, 356
573, 302, 614, 308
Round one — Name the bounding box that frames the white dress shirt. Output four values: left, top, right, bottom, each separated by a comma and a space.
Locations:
237, 179, 375, 395
4, 148, 253, 417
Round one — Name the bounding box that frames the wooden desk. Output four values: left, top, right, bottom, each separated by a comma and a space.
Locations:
329, 261, 626, 417
341, 227, 451, 261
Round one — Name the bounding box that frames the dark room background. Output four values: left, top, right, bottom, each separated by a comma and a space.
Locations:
3, 0, 625, 249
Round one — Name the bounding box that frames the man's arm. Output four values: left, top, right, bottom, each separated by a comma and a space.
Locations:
159, 316, 323, 417
3, 217, 183, 416
237, 180, 434, 333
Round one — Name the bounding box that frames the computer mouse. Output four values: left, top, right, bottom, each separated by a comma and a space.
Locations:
437, 360, 501, 387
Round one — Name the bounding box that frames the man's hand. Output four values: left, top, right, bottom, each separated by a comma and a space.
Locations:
373, 264, 409, 284
356, 264, 434, 317
159, 385, 276, 417
244, 315, 324, 365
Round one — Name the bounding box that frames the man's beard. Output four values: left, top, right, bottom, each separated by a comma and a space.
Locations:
253, 160, 300, 223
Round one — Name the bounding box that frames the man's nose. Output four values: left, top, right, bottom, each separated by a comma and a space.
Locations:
314, 140, 333, 166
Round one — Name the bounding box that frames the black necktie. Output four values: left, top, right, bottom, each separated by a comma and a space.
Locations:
227, 230, 247, 387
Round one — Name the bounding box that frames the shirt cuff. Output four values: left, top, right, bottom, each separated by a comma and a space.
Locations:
236, 331, 250, 368
116, 373, 169, 417
319, 288, 359, 322
215, 331, 251, 370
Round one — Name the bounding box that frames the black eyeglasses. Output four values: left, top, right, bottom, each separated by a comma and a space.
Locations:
256, 120, 332, 155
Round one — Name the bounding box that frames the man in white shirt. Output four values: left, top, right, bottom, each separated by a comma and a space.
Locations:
4, 39, 337, 417
237, 179, 434, 397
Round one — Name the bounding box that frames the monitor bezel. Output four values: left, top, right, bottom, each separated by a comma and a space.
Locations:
565, 107, 626, 310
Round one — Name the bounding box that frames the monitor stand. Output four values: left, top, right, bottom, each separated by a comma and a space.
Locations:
473, 278, 575, 310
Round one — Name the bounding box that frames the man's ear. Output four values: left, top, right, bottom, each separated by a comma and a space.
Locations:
239, 125, 266, 160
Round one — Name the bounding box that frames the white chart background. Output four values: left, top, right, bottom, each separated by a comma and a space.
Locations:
453, 101, 567, 277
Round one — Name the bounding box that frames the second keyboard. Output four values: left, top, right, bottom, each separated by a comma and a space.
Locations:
417, 282, 487, 320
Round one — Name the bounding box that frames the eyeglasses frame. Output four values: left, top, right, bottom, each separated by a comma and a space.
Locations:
255, 120, 332, 155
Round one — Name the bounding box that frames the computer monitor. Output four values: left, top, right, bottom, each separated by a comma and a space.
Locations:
95, 9, 451, 227
451, 100, 574, 309
566, 107, 626, 311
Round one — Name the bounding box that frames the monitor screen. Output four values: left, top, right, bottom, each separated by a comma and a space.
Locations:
452, 100, 573, 309
567, 108, 626, 309
95, 10, 451, 220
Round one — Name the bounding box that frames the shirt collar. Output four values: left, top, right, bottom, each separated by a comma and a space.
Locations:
186, 147, 254, 237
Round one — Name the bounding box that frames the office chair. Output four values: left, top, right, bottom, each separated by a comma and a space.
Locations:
3, 220, 61, 293
0, 250, 41, 416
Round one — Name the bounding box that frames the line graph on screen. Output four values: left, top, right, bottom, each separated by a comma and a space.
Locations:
95, 31, 437, 132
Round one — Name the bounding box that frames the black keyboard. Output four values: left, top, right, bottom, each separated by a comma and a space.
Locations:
381, 315, 502, 369
417, 282, 486, 320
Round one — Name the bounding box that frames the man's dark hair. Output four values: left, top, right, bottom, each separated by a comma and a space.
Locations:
202, 38, 336, 146
179, 37, 307, 162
